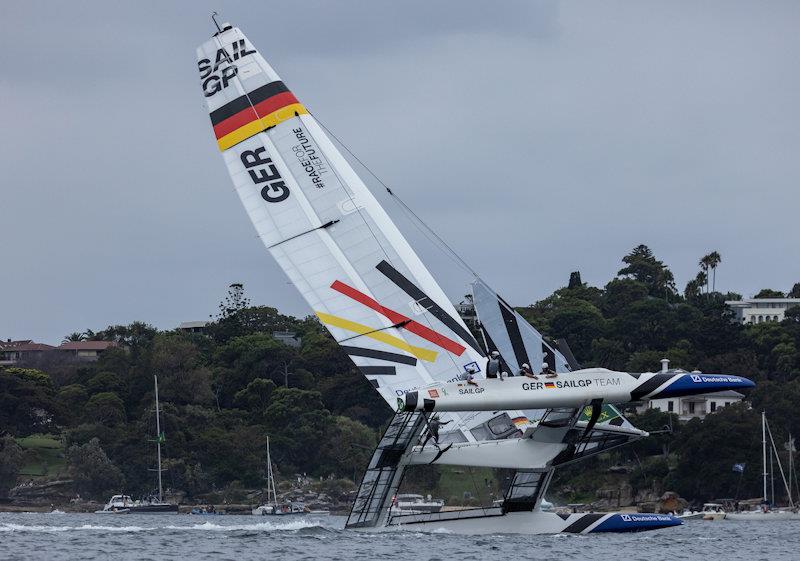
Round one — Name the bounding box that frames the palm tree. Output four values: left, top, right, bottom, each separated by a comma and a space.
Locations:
699, 255, 712, 294
707, 251, 721, 292
62, 332, 85, 343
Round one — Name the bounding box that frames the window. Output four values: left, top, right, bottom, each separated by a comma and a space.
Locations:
710, 402, 717, 412
668, 401, 674, 412
689, 402, 696, 414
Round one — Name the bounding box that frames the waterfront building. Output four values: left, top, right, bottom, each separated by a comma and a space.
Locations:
725, 297, 800, 324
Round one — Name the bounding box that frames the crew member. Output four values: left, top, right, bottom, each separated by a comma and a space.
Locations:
518, 363, 538, 379
487, 351, 503, 380
461, 366, 479, 386
541, 361, 558, 378
421, 414, 451, 449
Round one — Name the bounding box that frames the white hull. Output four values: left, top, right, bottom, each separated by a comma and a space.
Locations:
726, 510, 800, 521
404, 370, 754, 413
355, 510, 681, 535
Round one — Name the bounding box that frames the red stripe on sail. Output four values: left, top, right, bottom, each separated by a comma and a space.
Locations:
331, 280, 466, 356
213, 91, 300, 139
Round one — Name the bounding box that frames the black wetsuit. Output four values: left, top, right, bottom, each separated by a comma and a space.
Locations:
486, 357, 501, 379
422, 417, 451, 448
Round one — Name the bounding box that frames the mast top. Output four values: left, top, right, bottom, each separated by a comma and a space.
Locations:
211, 12, 232, 35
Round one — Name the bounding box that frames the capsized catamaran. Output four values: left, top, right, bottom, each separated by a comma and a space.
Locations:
195, 19, 753, 534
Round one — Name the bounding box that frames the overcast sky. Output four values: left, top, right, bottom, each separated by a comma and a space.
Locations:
2, 1, 799, 344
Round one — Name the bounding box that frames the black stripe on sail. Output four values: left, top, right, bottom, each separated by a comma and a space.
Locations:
209, 81, 290, 125
562, 513, 605, 534
376, 260, 484, 356
630, 373, 675, 401
341, 345, 417, 366
498, 302, 530, 371
358, 366, 397, 376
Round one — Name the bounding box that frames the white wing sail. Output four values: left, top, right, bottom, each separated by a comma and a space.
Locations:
197, 24, 523, 441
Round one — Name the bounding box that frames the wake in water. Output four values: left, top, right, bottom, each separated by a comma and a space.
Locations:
0, 519, 328, 534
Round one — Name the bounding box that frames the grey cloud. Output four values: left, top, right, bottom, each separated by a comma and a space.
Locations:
1, 1, 798, 343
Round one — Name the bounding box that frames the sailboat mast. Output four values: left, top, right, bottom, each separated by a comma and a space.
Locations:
267, 436, 277, 505
762, 411, 768, 503
154, 375, 163, 503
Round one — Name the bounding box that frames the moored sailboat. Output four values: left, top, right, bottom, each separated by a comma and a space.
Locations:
95, 376, 178, 514
726, 412, 799, 521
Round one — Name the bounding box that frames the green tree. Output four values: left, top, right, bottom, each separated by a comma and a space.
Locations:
0, 435, 23, 498
672, 405, 763, 502
264, 388, 332, 472
85, 392, 126, 426
151, 334, 214, 405
66, 438, 125, 500
788, 283, 800, 298
0, 367, 62, 436
320, 416, 377, 479
617, 244, 676, 298
603, 278, 649, 317
754, 288, 785, 299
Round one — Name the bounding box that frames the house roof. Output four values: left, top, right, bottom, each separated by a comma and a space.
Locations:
0, 340, 55, 352
57, 341, 117, 351
179, 321, 208, 329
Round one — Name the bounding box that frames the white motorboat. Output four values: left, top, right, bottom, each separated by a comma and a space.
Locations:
395, 494, 444, 514
94, 495, 132, 514
679, 503, 726, 520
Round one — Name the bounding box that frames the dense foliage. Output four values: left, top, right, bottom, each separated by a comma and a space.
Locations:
1, 245, 799, 503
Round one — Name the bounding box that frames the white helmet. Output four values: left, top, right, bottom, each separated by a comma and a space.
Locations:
522, 363, 530, 369
542, 362, 549, 369
491, 350, 500, 357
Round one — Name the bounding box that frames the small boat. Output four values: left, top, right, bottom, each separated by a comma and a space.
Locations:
251, 436, 324, 516
190, 506, 224, 515
725, 413, 799, 521
94, 495, 133, 514
253, 502, 310, 516
394, 493, 444, 514
679, 503, 727, 521
726, 506, 800, 521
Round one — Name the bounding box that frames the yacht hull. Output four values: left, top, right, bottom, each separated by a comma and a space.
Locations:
355, 510, 681, 535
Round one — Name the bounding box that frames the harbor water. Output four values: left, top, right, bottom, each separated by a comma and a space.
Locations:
1, 512, 797, 560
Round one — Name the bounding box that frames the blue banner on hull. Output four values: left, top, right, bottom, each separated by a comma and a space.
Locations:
650, 373, 754, 399
590, 513, 682, 533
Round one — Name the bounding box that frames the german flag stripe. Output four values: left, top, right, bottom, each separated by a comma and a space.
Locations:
511, 416, 528, 426
330, 280, 466, 356
210, 81, 291, 125
209, 81, 308, 151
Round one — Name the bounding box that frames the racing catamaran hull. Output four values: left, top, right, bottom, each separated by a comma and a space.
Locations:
402, 369, 755, 412
356, 510, 681, 534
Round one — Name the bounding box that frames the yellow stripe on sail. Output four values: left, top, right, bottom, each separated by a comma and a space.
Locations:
315, 312, 438, 363
217, 103, 309, 151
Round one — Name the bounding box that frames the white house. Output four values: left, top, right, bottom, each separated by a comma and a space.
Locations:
641, 390, 744, 421
725, 298, 800, 324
